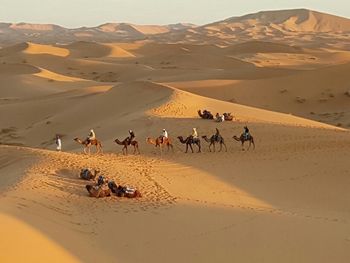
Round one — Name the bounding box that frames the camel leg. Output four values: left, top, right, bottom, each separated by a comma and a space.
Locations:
125, 145, 128, 155
223, 143, 227, 152
212, 143, 216, 152
197, 142, 201, 153
219, 143, 222, 152
189, 144, 194, 153
185, 144, 188, 153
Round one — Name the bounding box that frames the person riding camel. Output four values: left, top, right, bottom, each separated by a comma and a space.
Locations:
160, 129, 168, 144
214, 128, 220, 141
243, 126, 250, 140
190, 128, 198, 141
87, 129, 96, 143
127, 130, 135, 144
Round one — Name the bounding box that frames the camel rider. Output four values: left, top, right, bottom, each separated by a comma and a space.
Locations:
214, 128, 220, 141
87, 129, 96, 143
243, 126, 250, 140
128, 130, 135, 144
190, 128, 198, 141
160, 129, 168, 143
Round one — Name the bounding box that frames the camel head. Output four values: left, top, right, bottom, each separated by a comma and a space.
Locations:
233, 135, 241, 141
201, 135, 207, 139
177, 136, 185, 143
146, 137, 154, 144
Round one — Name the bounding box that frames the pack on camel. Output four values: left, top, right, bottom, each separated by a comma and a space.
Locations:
202, 134, 227, 152
86, 184, 111, 198
177, 136, 201, 153
74, 138, 102, 154
198, 110, 214, 119
114, 137, 140, 155
146, 137, 174, 153
233, 134, 255, 150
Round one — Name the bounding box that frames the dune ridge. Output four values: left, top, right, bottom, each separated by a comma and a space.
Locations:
1, 8, 350, 263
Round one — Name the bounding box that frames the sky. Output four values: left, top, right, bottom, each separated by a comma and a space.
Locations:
0, 0, 349, 28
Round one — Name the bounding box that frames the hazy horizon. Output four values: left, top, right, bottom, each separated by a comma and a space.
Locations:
1, 0, 350, 28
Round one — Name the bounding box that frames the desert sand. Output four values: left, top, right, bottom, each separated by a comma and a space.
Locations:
1, 8, 350, 263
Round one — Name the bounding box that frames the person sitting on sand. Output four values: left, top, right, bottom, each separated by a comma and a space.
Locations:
215, 113, 224, 122
87, 129, 96, 143
243, 126, 250, 140
97, 175, 107, 186
55, 135, 62, 151
160, 128, 168, 143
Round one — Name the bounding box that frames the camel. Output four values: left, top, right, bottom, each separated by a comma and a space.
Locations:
201, 135, 227, 152
80, 169, 100, 180
108, 181, 142, 198
86, 185, 111, 198
146, 137, 174, 154
177, 136, 201, 153
223, 113, 234, 121
198, 110, 213, 119
233, 134, 255, 150
74, 138, 102, 154
114, 137, 140, 155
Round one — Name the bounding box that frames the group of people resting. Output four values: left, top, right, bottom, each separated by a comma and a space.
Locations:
82, 169, 141, 198
199, 109, 233, 122
215, 112, 233, 122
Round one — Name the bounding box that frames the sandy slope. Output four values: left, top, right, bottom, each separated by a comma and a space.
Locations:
1, 123, 349, 262
0, 21, 350, 262
167, 62, 350, 127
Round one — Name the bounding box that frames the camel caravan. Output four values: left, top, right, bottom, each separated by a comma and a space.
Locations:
72, 126, 255, 155
80, 168, 142, 198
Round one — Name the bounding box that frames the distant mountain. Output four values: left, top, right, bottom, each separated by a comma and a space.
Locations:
207, 9, 350, 33
152, 9, 350, 47
0, 22, 196, 45
0, 9, 349, 46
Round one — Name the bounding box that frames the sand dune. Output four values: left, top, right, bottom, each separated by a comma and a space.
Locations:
0, 42, 69, 57
1, 8, 350, 263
